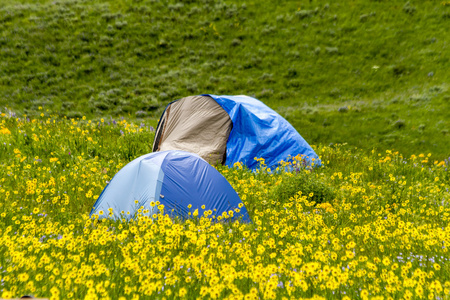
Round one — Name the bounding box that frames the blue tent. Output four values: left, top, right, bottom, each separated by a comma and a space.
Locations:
208, 95, 321, 169
153, 95, 321, 170
90, 150, 250, 221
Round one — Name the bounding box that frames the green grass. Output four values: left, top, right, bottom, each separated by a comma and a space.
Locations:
0, 0, 449, 158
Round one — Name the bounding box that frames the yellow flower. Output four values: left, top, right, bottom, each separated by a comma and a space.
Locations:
18, 273, 29, 282
1, 291, 12, 299
361, 289, 369, 298
0, 127, 11, 135
178, 288, 187, 297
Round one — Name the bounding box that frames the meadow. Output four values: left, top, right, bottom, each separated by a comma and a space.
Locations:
0, 112, 449, 299
1, 0, 450, 299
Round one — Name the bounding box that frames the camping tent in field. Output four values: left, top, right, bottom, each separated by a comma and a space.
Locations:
90, 150, 250, 221
153, 94, 321, 170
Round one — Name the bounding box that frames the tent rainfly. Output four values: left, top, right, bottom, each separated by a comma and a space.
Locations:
90, 150, 250, 221
153, 94, 321, 170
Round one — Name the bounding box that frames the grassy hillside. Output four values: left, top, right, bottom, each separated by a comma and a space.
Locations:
0, 0, 449, 157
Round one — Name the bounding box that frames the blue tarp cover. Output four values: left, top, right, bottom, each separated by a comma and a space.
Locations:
90, 150, 250, 221
204, 95, 321, 170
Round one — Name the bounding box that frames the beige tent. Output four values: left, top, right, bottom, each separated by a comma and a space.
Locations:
152, 95, 232, 164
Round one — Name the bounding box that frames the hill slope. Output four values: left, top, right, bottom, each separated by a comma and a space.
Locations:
0, 0, 449, 157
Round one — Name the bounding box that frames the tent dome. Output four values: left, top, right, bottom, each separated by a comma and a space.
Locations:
90, 150, 250, 221
153, 94, 321, 170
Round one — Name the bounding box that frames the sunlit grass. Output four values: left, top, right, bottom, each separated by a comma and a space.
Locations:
0, 0, 449, 157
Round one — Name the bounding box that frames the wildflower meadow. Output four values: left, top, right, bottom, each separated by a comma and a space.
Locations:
0, 111, 449, 299
1, 0, 449, 298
